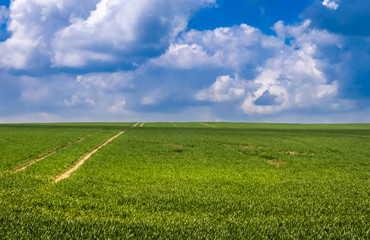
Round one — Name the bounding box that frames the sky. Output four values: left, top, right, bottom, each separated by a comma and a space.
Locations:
0, 0, 369, 123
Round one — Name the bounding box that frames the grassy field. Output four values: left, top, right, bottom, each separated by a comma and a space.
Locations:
0, 122, 369, 239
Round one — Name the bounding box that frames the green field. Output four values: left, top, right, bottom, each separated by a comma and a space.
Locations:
0, 122, 369, 239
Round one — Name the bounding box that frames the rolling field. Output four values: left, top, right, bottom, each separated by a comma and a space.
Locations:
0, 122, 369, 239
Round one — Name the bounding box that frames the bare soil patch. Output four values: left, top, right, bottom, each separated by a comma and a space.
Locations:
268, 160, 287, 167
285, 151, 315, 156
239, 145, 267, 149
54, 131, 125, 183
288, 151, 300, 156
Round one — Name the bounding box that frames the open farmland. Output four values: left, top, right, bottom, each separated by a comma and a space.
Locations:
0, 122, 369, 239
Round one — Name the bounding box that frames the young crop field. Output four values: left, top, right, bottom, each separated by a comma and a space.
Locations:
0, 122, 369, 239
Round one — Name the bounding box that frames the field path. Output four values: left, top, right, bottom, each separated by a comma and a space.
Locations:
54, 130, 126, 183
140, 122, 145, 127
12, 136, 88, 173
133, 122, 140, 127
200, 122, 216, 128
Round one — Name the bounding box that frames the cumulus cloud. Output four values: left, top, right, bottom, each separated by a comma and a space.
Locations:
240, 49, 339, 114
303, 0, 370, 99
0, 0, 215, 69
195, 75, 252, 102
61, 71, 134, 111
322, 0, 339, 10
153, 24, 281, 70
0, 0, 100, 69
152, 43, 219, 69
193, 20, 343, 114
52, 0, 215, 68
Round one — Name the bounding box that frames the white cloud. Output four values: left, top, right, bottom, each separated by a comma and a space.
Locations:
194, 21, 344, 115
241, 21, 342, 114
76, 71, 134, 89
0, 0, 100, 69
153, 24, 282, 70
152, 43, 220, 69
62, 71, 133, 109
322, 0, 340, 10
63, 95, 95, 107
0, 0, 215, 69
240, 52, 339, 114
273, 20, 341, 47
107, 99, 129, 114
51, 0, 215, 67
195, 75, 252, 102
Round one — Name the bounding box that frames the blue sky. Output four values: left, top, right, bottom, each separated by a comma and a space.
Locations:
0, 0, 369, 123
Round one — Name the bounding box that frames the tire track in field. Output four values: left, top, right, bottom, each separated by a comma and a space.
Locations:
133, 122, 140, 127
12, 134, 92, 173
140, 122, 145, 127
53, 130, 126, 183
200, 122, 216, 128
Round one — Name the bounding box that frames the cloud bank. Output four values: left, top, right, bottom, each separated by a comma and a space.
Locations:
0, 0, 369, 122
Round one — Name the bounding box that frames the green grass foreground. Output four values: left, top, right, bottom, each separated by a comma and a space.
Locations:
0, 122, 369, 239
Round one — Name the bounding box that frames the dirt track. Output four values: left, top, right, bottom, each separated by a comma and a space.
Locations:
54, 131, 125, 183
12, 136, 87, 173
200, 122, 216, 128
